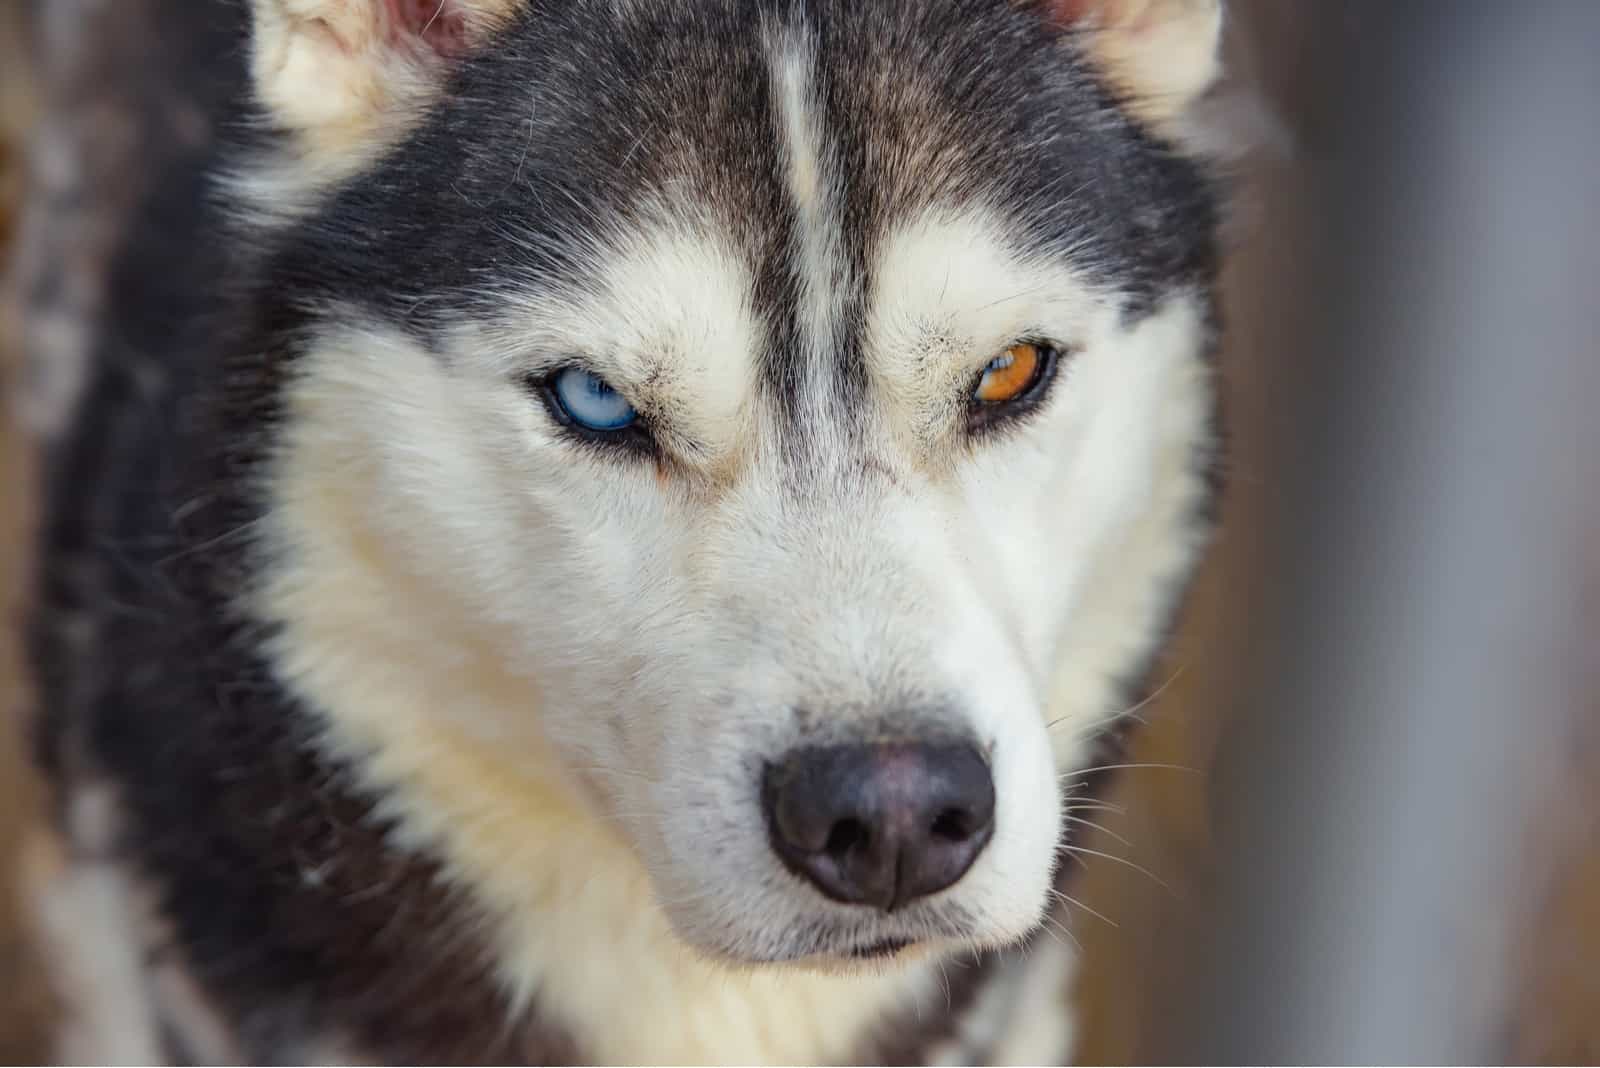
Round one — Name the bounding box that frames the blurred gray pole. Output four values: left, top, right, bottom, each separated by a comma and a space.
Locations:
1168, 4, 1599, 1061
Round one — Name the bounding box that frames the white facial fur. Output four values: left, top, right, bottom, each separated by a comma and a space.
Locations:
253, 199, 1212, 1056
244, 21, 1218, 1062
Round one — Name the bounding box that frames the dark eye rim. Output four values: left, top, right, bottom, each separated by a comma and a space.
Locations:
529, 366, 657, 455
966, 340, 1066, 436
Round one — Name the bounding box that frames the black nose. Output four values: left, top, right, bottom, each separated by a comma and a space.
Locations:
762, 741, 996, 912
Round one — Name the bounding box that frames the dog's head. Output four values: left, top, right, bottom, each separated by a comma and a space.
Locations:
239, 0, 1226, 969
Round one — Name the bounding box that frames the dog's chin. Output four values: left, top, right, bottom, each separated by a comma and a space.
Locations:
667, 906, 1017, 977
643, 838, 1047, 974
666, 926, 929, 973
845, 936, 917, 961
711, 934, 957, 978
649, 866, 1047, 974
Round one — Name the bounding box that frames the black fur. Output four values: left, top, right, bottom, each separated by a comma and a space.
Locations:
29, 0, 1223, 1061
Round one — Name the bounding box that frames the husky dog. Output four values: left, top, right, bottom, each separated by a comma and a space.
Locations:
26, 0, 1231, 1061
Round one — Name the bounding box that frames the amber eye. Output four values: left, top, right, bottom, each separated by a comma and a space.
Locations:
973, 342, 1048, 405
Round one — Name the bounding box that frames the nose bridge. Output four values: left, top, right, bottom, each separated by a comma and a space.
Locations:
775, 447, 915, 601
704, 443, 947, 704
724, 424, 889, 565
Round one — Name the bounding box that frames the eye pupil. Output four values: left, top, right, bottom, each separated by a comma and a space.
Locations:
551, 367, 638, 433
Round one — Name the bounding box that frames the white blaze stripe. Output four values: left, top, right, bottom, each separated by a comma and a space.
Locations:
769, 29, 848, 422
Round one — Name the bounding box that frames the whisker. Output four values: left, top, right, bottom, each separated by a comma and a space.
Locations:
1049, 706, 1150, 733
1061, 844, 1174, 895
419, 0, 446, 37
1061, 799, 1127, 817
155, 516, 269, 566
1062, 814, 1131, 848
1119, 665, 1190, 722
1049, 888, 1119, 930
1126, 668, 1190, 716
1038, 913, 1083, 953
1059, 761, 1200, 782
1046, 664, 1187, 732
976, 287, 1045, 312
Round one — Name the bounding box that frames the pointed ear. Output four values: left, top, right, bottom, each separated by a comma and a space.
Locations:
1043, 0, 1225, 131
248, 0, 520, 155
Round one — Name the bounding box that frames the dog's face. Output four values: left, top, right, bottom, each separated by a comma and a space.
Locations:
245, 0, 1223, 968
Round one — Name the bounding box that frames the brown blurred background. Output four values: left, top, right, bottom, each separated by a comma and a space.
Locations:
2, 0, 51, 1058
1, 1, 1596, 1063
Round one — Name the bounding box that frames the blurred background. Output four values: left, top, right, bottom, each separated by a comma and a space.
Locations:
0, 1, 1596, 1063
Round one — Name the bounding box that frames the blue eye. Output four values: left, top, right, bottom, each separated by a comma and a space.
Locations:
550, 367, 637, 433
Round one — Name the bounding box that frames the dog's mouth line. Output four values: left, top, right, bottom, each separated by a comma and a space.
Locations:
846, 936, 915, 959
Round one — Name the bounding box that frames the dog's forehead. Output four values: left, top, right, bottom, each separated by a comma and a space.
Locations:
296, 0, 1216, 440
533, 5, 1206, 254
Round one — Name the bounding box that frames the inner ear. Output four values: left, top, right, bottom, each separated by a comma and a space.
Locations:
1038, 0, 1176, 34
389, 0, 472, 57
1042, 0, 1100, 25
1029, 0, 1226, 132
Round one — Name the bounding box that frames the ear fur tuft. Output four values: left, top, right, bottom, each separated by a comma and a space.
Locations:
246, 0, 520, 163
1041, 0, 1226, 132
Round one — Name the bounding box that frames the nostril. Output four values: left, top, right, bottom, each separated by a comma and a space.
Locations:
764, 739, 995, 911
824, 817, 868, 858
930, 806, 975, 842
